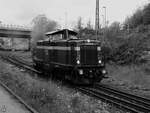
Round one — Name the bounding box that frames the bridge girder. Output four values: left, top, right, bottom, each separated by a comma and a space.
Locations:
0, 28, 31, 39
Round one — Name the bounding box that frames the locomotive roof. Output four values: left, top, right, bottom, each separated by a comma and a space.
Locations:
45, 29, 78, 36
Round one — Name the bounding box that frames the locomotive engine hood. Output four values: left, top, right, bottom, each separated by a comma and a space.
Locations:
68, 39, 101, 45
67, 39, 103, 66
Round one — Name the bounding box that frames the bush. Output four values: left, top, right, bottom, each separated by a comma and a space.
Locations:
108, 33, 148, 65
31, 14, 58, 48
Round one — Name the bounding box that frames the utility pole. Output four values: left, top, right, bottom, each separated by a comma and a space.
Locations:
102, 6, 107, 44
101, 15, 104, 27
103, 6, 106, 27
95, 0, 100, 40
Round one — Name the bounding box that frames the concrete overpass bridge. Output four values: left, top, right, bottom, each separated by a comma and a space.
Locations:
0, 24, 32, 50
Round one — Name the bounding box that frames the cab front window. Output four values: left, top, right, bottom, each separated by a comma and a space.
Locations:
68, 34, 78, 39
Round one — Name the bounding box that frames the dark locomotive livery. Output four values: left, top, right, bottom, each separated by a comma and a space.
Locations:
32, 29, 107, 84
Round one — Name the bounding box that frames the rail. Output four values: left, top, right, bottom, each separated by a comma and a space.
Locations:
0, 52, 40, 113
76, 85, 150, 113
0, 52, 40, 74
1, 51, 150, 113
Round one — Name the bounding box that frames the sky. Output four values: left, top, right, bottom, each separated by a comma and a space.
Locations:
0, 0, 149, 28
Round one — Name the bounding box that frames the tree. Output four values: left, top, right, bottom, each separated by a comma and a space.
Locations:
31, 14, 58, 48
132, 8, 143, 27
73, 17, 83, 38
123, 16, 132, 30
76, 17, 83, 31
105, 21, 121, 42
86, 19, 93, 29
109, 21, 120, 32
143, 3, 150, 25
124, 8, 143, 30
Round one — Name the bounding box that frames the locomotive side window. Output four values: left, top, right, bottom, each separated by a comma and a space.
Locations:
48, 35, 53, 41
53, 34, 63, 40
68, 34, 78, 39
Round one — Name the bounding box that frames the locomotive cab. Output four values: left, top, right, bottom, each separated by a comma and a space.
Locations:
32, 29, 107, 84
45, 29, 78, 40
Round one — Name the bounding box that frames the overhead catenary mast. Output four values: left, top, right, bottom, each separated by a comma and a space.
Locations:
95, 0, 100, 40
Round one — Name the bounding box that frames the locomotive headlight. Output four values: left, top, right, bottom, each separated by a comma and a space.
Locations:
87, 39, 90, 43
77, 60, 80, 64
76, 46, 80, 65
79, 69, 83, 75
102, 70, 106, 74
97, 47, 101, 51
98, 60, 102, 64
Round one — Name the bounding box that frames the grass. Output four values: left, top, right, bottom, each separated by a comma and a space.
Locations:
103, 63, 150, 97
0, 58, 125, 113
12, 51, 33, 63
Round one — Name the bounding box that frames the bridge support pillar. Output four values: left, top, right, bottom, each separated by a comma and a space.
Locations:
11, 38, 15, 51
28, 38, 31, 51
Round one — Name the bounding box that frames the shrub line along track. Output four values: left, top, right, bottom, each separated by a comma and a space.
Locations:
0, 52, 40, 113
1, 52, 150, 113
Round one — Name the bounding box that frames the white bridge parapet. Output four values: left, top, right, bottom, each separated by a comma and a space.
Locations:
0, 23, 32, 31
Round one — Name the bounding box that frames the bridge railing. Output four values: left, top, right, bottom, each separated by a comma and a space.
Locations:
0, 24, 32, 31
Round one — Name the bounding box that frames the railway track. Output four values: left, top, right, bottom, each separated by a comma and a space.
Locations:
77, 84, 150, 113
96, 84, 150, 109
0, 52, 40, 113
0, 52, 41, 74
1, 51, 150, 113
0, 80, 39, 113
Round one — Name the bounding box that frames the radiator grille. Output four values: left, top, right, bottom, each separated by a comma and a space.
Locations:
80, 45, 98, 65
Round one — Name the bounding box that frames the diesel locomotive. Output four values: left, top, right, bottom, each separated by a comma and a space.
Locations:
32, 29, 107, 84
